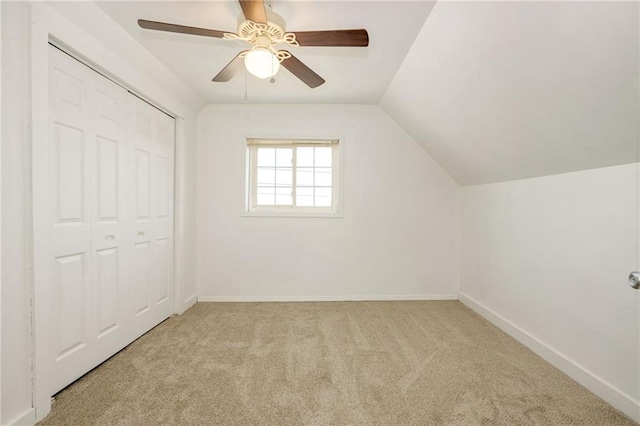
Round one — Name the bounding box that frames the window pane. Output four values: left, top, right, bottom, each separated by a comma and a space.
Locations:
249, 141, 338, 213
256, 186, 275, 205
257, 167, 275, 185
314, 167, 332, 187
296, 167, 314, 186
276, 148, 293, 167
275, 168, 292, 186
315, 187, 332, 207
257, 148, 275, 166
297, 147, 314, 167
315, 147, 332, 167
296, 187, 313, 207
275, 187, 292, 206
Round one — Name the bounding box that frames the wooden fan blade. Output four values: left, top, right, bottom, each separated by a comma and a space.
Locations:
238, 0, 268, 24
281, 52, 325, 88
138, 19, 228, 38
212, 51, 249, 82
292, 29, 369, 47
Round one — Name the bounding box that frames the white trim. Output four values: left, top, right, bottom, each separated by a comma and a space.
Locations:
31, 8, 53, 421
198, 294, 458, 302
173, 117, 186, 315
6, 408, 36, 426
247, 138, 338, 146
0, 3, 3, 423
183, 294, 198, 309
459, 292, 640, 423
241, 211, 343, 218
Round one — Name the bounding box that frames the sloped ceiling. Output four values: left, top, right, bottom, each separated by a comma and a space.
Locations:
70, 0, 638, 186
381, 1, 639, 186
97, 1, 435, 104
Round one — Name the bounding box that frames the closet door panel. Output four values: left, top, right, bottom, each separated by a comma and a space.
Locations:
157, 155, 170, 220
96, 137, 118, 221
54, 253, 88, 359
152, 110, 175, 315
94, 135, 121, 335
131, 133, 153, 328
128, 97, 175, 337
133, 241, 152, 316
128, 98, 162, 336
49, 47, 95, 394
135, 149, 152, 221
156, 238, 170, 304
54, 125, 85, 223
95, 247, 119, 337
91, 72, 129, 359
155, 152, 172, 306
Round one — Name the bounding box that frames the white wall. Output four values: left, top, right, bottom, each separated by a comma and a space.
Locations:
460, 163, 640, 421
196, 104, 459, 301
1, 3, 35, 424
1, 2, 202, 423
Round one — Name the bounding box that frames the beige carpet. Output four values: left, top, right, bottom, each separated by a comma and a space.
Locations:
39, 301, 635, 425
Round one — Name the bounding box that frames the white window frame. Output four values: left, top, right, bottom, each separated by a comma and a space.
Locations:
244, 138, 342, 218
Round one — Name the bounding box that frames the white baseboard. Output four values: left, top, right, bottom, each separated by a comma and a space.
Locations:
183, 293, 197, 309
458, 292, 640, 423
175, 293, 198, 315
197, 294, 458, 302
8, 407, 36, 426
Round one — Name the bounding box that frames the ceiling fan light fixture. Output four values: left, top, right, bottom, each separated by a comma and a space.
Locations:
244, 47, 280, 79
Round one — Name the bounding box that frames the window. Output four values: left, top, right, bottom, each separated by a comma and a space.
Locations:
246, 138, 340, 216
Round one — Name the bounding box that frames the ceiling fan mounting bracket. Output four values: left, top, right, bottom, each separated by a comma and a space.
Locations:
223, 12, 300, 50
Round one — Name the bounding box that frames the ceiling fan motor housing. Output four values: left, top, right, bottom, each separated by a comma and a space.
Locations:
238, 11, 285, 42
224, 10, 296, 64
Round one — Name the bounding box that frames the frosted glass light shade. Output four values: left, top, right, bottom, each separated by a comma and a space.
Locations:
244, 48, 280, 79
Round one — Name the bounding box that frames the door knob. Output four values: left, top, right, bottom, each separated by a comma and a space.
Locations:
629, 272, 640, 289
138, 231, 145, 236
106, 234, 116, 239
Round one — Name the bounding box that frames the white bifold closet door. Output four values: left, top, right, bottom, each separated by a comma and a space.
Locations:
48, 45, 175, 394
128, 81, 175, 339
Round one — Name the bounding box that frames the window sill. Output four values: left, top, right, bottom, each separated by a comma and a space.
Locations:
241, 210, 343, 218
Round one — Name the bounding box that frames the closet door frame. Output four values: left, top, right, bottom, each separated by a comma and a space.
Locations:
30, 5, 195, 421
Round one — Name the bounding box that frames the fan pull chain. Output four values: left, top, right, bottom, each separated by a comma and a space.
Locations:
244, 70, 249, 103
270, 53, 276, 84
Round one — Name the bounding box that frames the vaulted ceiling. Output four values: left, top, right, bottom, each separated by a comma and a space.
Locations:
93, 1, 637, 186
382, 1, 639, 185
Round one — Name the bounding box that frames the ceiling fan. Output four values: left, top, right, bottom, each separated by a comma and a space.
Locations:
138, 0, 369, 89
